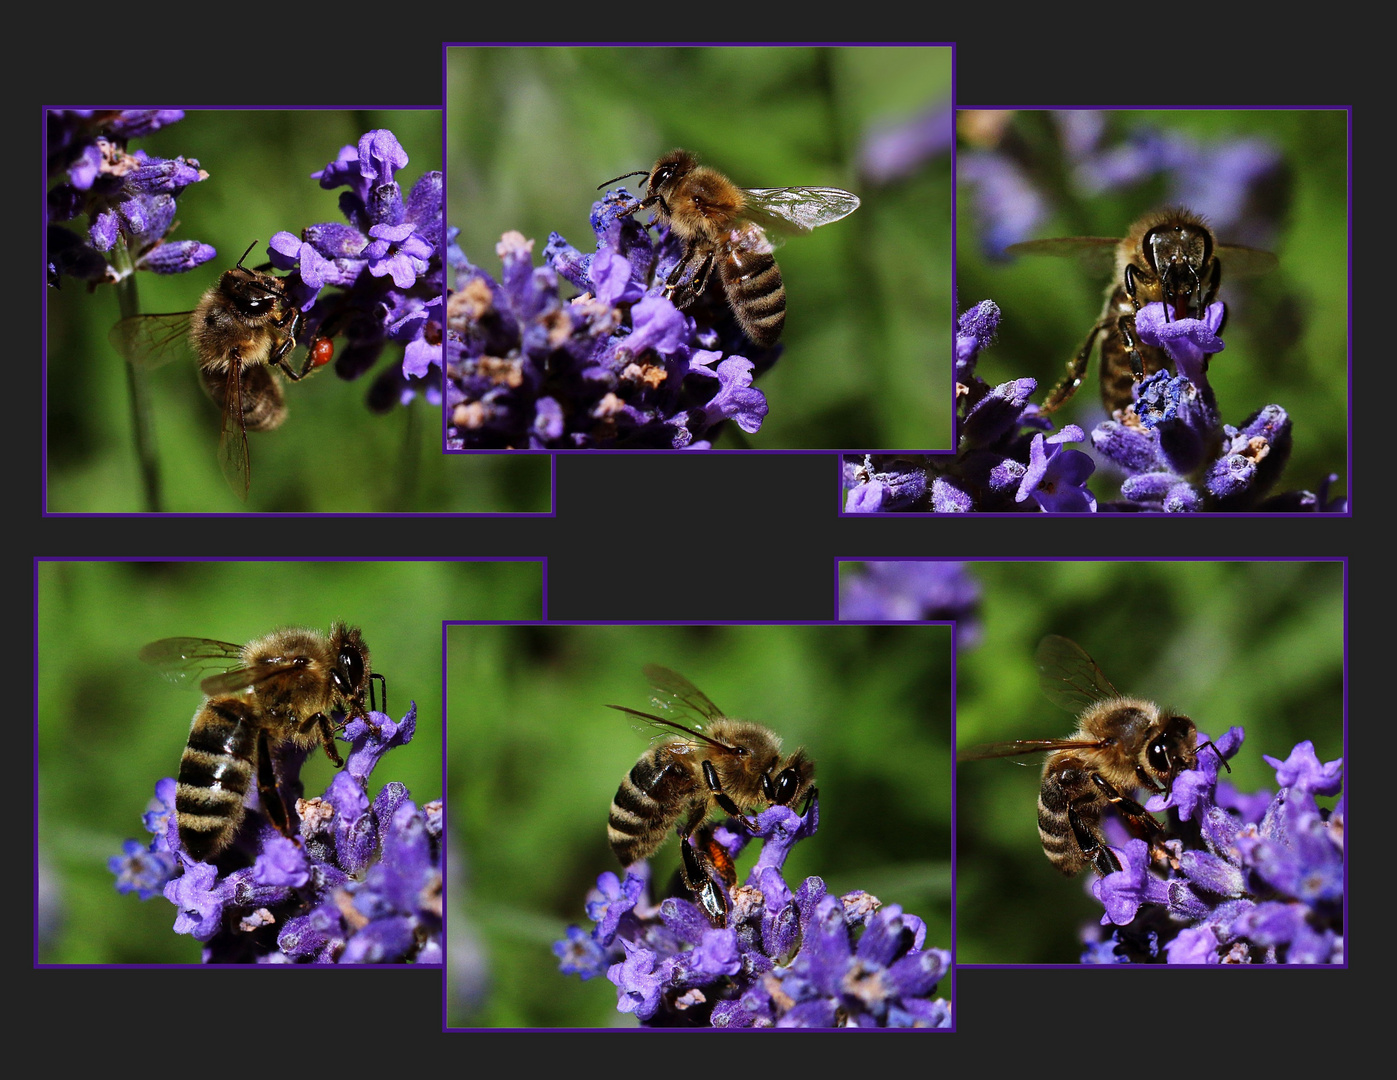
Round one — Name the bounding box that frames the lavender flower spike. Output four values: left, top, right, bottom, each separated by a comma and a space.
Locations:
556, 794, 952, 1027
47, 109, 215, 286
266, 127, 445, 410
844, 299, 1099, 513
1083, 729, 1343, 964
447, 184, 776, 449
111, 702, 441, 964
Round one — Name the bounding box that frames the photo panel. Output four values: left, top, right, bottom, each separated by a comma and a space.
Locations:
446, 44, 953, 451
444, 621, 954, 1028
45, 107, 552, 514
844, 106, 1350, 513
838, 558, 1346, 965
34, 557, 543, 965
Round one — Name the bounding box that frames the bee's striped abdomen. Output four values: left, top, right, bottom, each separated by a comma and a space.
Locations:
176, 699, 259, 861
608, 751, 696, 866
723, 246, 785, 348
1037, 757, 1092, 876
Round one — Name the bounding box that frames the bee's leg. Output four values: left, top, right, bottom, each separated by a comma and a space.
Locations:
700, 759, 757, 829
664, 248, 714, 310
674, 804, 729, 926
1118, 263, 1151, 379
264, 306, 305, 381
298, 712, 346, 768
276, 306, 342, 383
1201, 258, 1221, 315
1089, 773, 1175, 868
1115, 313, 1147, 381
287, 306, 354, 379
1067, 803, 1122, 877
1041, 319, 1108, 414
256, 729, 295, 838
661, 249, 691, 292
286, 351, 320, 380
1090, 774, 1161, 833
680, 831, 730, 928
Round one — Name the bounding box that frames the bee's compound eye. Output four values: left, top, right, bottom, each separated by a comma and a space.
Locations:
772, 768, 801, 805
1146, 738, 1172, 775
337, 648, 365, 694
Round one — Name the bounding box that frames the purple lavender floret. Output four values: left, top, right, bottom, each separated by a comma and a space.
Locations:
1082, 730, 1344, 964
1086, 302, 1318, 511
110, 839, 179, 901
838, 561, 982, 645
46, 109, 215, 286
844, 299, 1098, 513
447, 187, 776, 449
555, 795, 952, 1027
265, 129, 444, 411
111, 703, 441, 964
852, 296, 1339, 513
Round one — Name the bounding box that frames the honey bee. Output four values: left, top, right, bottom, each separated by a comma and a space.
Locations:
599, 149, 860, 348
140, 623, 385, 862
606, 664, 816, 926
957, 635, 1219, 877
109, 241, 336, 500
1006, 207, 1277, 414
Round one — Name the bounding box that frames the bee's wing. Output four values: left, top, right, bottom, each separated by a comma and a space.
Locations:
641, 664, 726, 725
198, 656, 309, 698
957, 737, 1111, 763
138, 637, 245, 691
1217, 243, 1279, 278
1003, 236, 1120, 276
108, 312, 195, 369
606, 704, 713, 753
213, 364, 252, 503
1036, 634, 1121, 713
740, 186, 861, 237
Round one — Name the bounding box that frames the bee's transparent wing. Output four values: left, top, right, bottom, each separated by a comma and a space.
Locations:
108, 311, 195, 369
641, 664, 726, 725
1006, 236, 1279, 280
606, 704, 709, 753
199, 656, 313, 698
957, 737, 1108, 763
740, 186, 861, 238
212, 365, 252, 503
1217, 244, 1279, 278
1035, 634, 1121, 713
138, 637, 244, 691
1003, 236, 1120, 275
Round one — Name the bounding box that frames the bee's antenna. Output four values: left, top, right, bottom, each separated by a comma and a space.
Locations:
598, 170, 649, 191
235, 240, 260, 270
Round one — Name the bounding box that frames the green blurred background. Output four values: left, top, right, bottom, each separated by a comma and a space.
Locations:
444, 622, 953, 1027
950, 559, 1345, 964
46, 108, 551, 513
955, 109, 1349, 505
36, 558, 542, 964
447, 45, 954, 450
